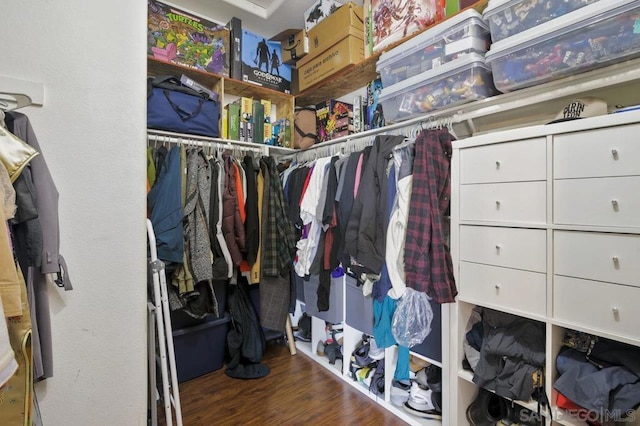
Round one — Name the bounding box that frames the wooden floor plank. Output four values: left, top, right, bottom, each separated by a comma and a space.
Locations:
159, 342, 409, 425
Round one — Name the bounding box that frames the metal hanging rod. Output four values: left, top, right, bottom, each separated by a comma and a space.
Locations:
280, 114, 458, 161
147, 129, 269, 154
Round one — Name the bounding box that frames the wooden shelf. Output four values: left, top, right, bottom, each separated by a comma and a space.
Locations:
147, 57, 294, 105
294, 53, 382, 106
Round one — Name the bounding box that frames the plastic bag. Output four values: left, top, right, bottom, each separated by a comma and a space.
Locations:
391, 288, 433, 347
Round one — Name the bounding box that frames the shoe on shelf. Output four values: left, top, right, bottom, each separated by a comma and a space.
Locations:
409, 354, 430, 372
293, 329, 311, 342
403, 382, 442, 420
466, 388, 508, 426
390, 379, 411, 407
369, 337, 385, 360
316, 340, 326, 356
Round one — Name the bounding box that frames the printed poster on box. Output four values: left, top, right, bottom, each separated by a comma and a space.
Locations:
147, 0, 230, 76
241, 29, 292, 93
372, 0, 445, 52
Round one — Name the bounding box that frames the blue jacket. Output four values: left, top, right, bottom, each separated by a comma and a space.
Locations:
148, 146, 184, 264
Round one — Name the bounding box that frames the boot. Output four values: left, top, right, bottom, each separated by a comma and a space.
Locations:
466, 388, 508, 426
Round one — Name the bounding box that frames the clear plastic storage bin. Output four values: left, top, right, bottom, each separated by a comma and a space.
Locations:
379, 53, 497, 123
486, 0, 640, 93
376, 9, 490, 88
484, 0, 600, 43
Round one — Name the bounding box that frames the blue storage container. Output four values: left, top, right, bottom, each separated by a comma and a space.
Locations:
172, 312, 230, 383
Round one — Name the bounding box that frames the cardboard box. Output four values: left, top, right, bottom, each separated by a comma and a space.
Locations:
296, 34, 364, 93
307, 2, 364, 56
304, 0, 344, 31
270, 29, 309, 65
147, 0, 230, 76
241, 29, 292, 93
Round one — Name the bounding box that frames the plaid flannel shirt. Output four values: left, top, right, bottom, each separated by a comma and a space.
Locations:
261, 157, 297, 277
404, 128, 457, 303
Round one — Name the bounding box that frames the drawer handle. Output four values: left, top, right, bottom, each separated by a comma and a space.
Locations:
496, 160, 501, 169
613, 256, 620, 268
495, 244, 501, 251
495, 200, 501, 209
612, 199, 619, 211
612, 307, 619, 319
611, 148, 618, 159
495, 284, 501, 290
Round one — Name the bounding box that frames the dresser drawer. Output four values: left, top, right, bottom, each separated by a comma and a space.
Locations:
460, 226, 546, 272
554, 231, 640, 288
554, 276, 640, 342
554, 176, 640, 228
554, 124, 640, 179
460, 182, 546, 224
459, 262, 546, 317
460, 138, 546, 184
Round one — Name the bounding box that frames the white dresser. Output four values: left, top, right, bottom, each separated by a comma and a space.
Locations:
449, 110, 640, 425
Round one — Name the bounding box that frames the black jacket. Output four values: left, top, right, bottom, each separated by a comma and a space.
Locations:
344, 135, 404, 275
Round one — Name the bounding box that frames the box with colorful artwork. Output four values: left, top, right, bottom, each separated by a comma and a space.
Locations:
147, 0, 230, 76
366, 77, 385, 130
372, 0, 446, 53
241, 29, 292, 94
316, 100, 354, 142
378, 53, 497, 122
304, 0, 344, 31
485, 0, 640, 93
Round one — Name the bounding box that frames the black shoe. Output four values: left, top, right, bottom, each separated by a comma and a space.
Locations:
466, 388, 508, 426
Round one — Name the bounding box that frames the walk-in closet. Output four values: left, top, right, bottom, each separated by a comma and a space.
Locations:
2, 0, 640, 425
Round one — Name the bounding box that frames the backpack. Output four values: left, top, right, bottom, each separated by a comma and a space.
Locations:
293, 107, 318, 149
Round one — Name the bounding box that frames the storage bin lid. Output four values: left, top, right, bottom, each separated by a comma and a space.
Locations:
379, 52, 489, 100
485, 0, 639, 63
377, 9, 488, 70
172, 312, 231, 336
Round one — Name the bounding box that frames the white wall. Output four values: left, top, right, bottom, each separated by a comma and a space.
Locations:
0, 1, 148, 425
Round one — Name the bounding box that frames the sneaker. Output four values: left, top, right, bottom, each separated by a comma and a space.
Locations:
390, 379, 411, 407
404, 382, 443, 420
369, 338, 385, 361
293, 329, 311, 342
316, 340, 326, 356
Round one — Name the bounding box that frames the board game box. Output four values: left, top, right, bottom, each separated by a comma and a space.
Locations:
241, 29, 292, 93
147, 0, 230, 76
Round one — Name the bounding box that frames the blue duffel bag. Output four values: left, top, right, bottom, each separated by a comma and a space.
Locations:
147, 75, 220, 137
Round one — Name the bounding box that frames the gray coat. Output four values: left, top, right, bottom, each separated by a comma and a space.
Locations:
5, 111, 72, 381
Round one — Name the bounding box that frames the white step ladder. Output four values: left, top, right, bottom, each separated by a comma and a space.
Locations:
147, 219, 183, 426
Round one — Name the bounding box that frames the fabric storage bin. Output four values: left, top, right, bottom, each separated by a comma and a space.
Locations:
379, 53, 496, 123
303, 274, 344, 324
170, 279, 228, 329
410, 298, 442, 363
172, 312, 231, 383
345, 275, 373, 335
376, 9, 490, 87
486, 0, 640, 93
483, 0, 600, 43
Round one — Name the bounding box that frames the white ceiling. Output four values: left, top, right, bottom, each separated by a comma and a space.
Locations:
175, 0, 361, 38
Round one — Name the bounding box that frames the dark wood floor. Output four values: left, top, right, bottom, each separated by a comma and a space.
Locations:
159, 341, 408, 425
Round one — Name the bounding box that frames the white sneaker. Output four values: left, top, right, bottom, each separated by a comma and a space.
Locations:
390, 379, 411, 407
404, 382, 442, 419
369, 338, 385, 360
